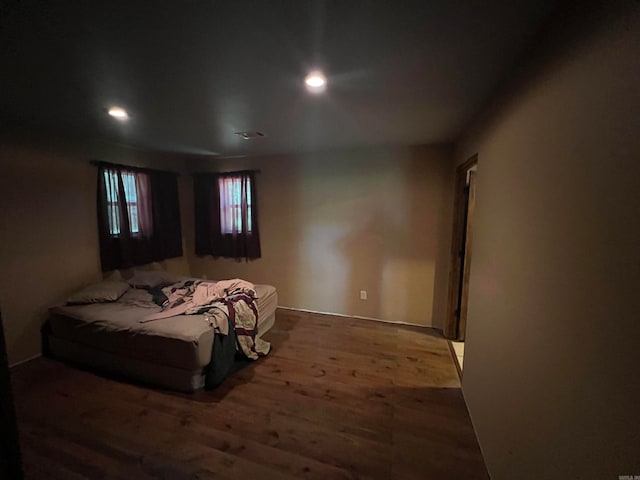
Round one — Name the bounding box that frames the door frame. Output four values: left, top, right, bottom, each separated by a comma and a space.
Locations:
0, 310, 24, 479
444, 154, 478, 340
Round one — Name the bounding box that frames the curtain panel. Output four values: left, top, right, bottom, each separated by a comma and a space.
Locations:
97, 164, 183, 271
194, 171, 261, 260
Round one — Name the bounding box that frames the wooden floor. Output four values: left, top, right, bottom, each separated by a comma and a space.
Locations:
11, 309, 488, 479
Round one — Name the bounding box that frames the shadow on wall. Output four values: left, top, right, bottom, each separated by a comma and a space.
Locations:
337, 207, 386, 320
329, 145, 452, 326
339, 147, 452, 326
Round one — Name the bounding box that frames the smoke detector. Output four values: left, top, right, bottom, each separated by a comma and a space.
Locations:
235, 131, 267, 140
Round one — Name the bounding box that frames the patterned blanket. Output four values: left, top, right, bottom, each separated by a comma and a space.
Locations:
218, 293, 270, 360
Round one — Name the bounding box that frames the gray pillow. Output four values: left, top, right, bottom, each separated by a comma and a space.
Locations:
67, 281, 130, 305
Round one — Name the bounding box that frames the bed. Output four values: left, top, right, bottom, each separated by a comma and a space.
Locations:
46, 278, 277, 392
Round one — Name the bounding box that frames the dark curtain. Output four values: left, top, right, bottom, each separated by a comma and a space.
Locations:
97, 165, 183, 271
194, 171, 261, 260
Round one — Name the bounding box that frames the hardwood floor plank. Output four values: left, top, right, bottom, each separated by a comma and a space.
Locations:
13, 309, 488, 479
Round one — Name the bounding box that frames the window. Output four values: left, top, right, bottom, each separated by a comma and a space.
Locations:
219, 176, 252, 234
194, 170, 261, 260
97, 163, 183, 271
103, 170, 141, 236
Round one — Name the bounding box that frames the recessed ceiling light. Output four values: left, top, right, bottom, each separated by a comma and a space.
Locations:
107, 106, 129, 120
304, 71, 327, 93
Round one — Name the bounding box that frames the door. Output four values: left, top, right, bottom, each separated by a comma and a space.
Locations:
456, 170, 476, 340
445, 156, 477, 340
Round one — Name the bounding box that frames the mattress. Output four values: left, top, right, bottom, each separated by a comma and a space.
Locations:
47, 284, 277, 390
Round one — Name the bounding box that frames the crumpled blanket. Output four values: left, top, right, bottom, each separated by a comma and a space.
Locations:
141, 278, 256, 322
192, 279, 257, 308
140, 278, 269, 361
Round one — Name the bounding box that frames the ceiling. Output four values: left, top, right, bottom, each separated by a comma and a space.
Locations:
0, 1, 556, 157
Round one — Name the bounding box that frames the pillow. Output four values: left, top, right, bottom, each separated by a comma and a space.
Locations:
127, 270, 182, 289
67, 281, 130, 305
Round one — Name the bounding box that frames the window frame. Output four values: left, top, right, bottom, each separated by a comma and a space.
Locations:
218, 175, 253, 235
103, 170, 142, 237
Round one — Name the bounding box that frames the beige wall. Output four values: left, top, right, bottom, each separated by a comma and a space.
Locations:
456, 3, 640, 479
0, 134, 452, 364
0, 131, 194, 365
190, 145, 454, 328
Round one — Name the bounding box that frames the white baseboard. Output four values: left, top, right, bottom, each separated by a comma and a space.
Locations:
9, 353, 41, 369
277, 305, 439, 331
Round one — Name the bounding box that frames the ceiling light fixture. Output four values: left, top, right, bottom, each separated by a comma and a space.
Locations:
304, 71, 327, 93
107, 106, 129, 120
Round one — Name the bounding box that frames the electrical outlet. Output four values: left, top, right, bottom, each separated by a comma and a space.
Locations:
360, 290, 367, 300
202, 273, 207, 280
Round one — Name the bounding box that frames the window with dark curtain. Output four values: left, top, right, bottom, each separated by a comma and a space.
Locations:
96, 163, 183, 271
194, 170, 261, 260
